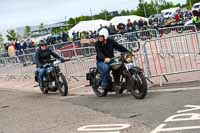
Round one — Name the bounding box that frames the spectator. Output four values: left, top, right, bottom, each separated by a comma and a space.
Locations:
133, 20, 138, 30
175, 12, 180, 22
8, 44, 16, 57
126, 19, 134, 32
72, 31, 78, 41
108, 23, 116, 35
143, 20, 148, 28
192, 10, 200, 30
138, 19, 144, 30
93, 31, 97, 38
117, 23, 126, 34
15, 41, 23, 52
27, 39, 33, 48
23, 40, 28, 49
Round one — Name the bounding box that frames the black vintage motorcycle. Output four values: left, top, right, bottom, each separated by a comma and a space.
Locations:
35, 59, 68, 96
86, 46, 148, 99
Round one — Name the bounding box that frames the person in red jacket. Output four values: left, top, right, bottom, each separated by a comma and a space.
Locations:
175, 12, 180, 22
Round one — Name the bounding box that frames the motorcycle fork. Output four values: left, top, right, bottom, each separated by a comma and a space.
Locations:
124, 68, 137, 90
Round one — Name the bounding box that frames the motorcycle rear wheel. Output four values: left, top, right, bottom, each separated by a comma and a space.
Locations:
92, 78, 108, 97
40, 86, 48, 94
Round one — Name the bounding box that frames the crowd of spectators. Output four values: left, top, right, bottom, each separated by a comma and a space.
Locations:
149, 10, 193, 27
2, 9, 196, 58
72, 19, 149, 41
4, 39, 35, 57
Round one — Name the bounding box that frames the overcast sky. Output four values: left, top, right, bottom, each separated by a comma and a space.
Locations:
0, 0, 185, 31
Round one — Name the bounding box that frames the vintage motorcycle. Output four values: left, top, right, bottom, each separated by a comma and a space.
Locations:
35, 59, 68, 96
86, 45, 148, 99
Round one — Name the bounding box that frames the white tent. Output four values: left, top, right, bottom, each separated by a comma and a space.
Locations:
110, 15, 148, 26
161, 7, 180, 14
68, 19, 110, 37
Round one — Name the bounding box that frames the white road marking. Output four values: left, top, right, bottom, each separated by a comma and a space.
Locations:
77, 124, 130, 133
151, 105, 200, 133
149, 86, 200, 93
151, 124, 200, 133
177, 105, 200, 113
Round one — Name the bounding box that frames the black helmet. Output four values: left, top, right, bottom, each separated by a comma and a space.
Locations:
39, 40, 47, 47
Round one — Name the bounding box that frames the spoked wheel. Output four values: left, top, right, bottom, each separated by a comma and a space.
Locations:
131, 73, 147, 99
92, 75, 108, 97
57, 73, 68, 96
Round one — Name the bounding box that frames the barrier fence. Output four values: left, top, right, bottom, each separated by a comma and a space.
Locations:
142, 32, 200, 85
1, 26, 200, 86
1, 25, 198, 59
123, 29, 159, 42
158, 25, 197, 37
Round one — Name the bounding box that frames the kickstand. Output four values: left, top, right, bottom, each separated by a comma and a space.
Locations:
146, 77, 154, 84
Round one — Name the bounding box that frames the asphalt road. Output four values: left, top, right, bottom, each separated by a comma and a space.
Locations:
1, 84, 200, 133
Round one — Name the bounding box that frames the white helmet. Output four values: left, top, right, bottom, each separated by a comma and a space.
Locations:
98, 28, 109, 39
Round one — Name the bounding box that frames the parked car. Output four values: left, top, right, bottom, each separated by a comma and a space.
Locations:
192, 2, 200, 11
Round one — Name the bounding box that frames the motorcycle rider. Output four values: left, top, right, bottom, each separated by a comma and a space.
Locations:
35, 40, 64, 89
95, 28, 129, 89
192, 10, 200, 30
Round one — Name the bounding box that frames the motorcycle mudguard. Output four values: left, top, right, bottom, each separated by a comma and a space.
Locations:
126, 67, 143, 90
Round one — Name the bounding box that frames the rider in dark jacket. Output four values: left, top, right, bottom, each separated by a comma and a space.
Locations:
95, 28, 129, 89
35, 40, 64, 88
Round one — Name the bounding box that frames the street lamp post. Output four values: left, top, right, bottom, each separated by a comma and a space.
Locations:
142, 0, 147, 17
90, 8, 94, 20
155, 0, 159, 14
104, 10, 107, 20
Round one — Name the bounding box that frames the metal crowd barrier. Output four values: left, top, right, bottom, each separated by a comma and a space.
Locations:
61, 57, 96, 81
59, 46, 96, 81
1, 26, 200, 85
123, 29, 159, 42
159, 25, 197, 37
143, 32, 200, 85
23, 48, 36, 54
109, 34, 123, 42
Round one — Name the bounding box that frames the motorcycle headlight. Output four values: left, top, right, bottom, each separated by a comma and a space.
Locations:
125, 53, 134, 63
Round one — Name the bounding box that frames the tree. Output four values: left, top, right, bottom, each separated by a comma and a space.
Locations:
186, 0, 200, 9
0, 34, 4, 49
24, 26, 31, 38
6, 30, 17, 41
0, 34, 3, 44
120, 10, 131, 16
67, 18, 76, 29
136, 0, 177, 17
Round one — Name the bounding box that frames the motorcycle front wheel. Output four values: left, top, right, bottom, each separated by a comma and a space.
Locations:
58, 73, 68, 96
131, 73, 147, 99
